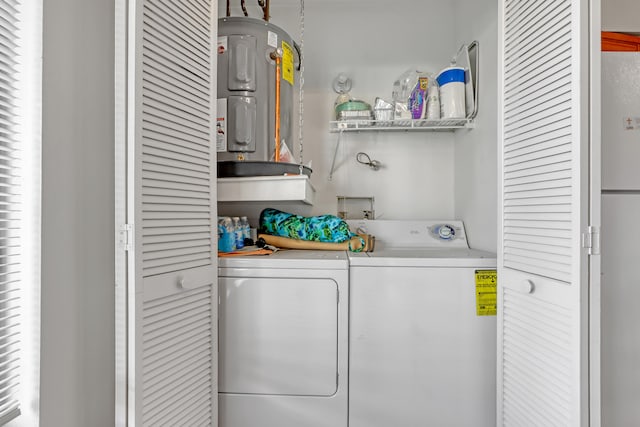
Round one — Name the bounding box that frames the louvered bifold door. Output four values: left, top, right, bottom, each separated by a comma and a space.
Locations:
498, 0, 592, 425
127, 0, 217, 425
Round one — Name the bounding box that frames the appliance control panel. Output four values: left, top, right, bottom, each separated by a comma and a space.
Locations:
346, 220, 469, 249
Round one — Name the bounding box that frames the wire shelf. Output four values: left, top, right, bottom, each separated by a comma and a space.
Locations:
329, 118, 475, 132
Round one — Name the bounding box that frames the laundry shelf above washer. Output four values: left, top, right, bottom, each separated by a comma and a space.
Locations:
217, 175, 316, 205
328, 118, 475, 132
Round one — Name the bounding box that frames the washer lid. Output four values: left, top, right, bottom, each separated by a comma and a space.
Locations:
349, 247, 496, 267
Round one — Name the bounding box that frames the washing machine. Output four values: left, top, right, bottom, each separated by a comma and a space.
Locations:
217, 250, 349, 427
346, 220, 497, 427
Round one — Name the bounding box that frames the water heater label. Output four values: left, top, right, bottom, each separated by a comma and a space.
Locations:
267, 31, 278, 48
216, 98, 227, 152
217, 36, 228, 55
282, 41, 294, 86
475, 270, 497, 316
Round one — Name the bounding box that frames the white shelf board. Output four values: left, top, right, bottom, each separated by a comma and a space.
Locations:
217, 175, 316, 205
329, 118, 475, 132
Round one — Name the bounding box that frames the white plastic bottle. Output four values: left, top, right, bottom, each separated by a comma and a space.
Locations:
426, 78, 441, 120
436, 66, 466, 119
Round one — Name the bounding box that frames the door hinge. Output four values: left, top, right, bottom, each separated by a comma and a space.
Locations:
119, 224, 133, 252
582, 226, 600, 255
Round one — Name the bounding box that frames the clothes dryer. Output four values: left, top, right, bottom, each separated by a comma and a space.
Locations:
218, 250, 348, 427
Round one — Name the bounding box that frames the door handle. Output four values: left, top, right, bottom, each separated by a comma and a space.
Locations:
518, 279, 535, 294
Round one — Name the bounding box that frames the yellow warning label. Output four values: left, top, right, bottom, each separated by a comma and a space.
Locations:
419, 76, 429, 90
281, 41, 294, 86
475, 270, 497, 316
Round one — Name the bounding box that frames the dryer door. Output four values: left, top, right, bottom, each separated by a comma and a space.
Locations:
219, 277, 339, 396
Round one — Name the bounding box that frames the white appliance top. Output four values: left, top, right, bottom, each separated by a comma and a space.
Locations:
347, 219, 496, 267
218, 249, 348, 270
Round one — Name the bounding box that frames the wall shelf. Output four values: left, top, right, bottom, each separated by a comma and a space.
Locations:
217, 175, 316, 205
328, 118, 475, 132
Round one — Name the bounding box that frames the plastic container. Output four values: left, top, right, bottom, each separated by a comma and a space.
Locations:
436, 67, 466, 119
373, 97, 394, 123
240, 216, 250, 243
426, 78, 441, 120
409, 76, 429, 119
232, 217, 244, 249
335, 100, 373, 121
392, 70, 421, 120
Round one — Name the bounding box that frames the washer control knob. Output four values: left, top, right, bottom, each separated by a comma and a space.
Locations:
438, 224, 455, 240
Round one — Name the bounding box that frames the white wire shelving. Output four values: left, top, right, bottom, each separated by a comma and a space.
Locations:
328, 118, 475, 132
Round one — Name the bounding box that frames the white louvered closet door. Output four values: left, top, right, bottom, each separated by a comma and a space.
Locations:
127, 0, 218, 425
498, 0, 596, 425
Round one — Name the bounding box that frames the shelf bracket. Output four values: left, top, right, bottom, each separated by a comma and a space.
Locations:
328, 129, 343, 181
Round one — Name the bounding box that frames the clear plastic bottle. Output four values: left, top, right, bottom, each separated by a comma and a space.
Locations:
240, 216, 250, 244
232, 216, 244, 249
392, 69, 424, 120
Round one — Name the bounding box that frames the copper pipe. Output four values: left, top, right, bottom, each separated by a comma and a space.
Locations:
257, 0, 267, 20
274, 56, 282, 162
270, 50, 282, 163
240, 0, 248, 16
260, 0, 270, 21
226, 0, 230, 16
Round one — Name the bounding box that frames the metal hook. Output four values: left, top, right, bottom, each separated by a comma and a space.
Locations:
356, 152, 381, 171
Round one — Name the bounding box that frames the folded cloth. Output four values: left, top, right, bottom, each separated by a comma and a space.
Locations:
259, 208, 367, 252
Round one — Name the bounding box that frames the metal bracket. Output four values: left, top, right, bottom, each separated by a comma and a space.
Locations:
582, 225, 600, 255
328, 129, 343, 181
119, 224, 133, 252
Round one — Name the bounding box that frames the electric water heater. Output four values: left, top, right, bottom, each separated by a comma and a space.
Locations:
217, 16, 309, 177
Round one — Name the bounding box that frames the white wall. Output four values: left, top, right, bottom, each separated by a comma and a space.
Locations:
602, 0, 640, 32
219, 0, 499, 254
40, 0, 115, 425
221, 0, 462, 221
453, 0, 498, 252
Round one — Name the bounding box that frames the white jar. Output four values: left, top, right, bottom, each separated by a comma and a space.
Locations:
436, 66, 466, 119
